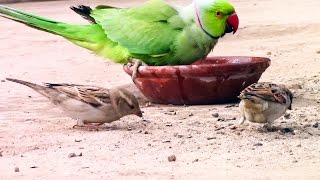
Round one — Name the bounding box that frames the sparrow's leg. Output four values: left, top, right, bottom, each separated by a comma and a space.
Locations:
263, 121, 276, 132
267, 121, 272, 128
73, 119, 85, 128
73, 120, 104, 130
238, 116, 246, 125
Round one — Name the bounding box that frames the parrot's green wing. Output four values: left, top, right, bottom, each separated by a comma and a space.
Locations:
90, 0, 185, 56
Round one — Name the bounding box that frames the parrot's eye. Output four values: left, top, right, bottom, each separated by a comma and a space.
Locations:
215, 11, 224, 18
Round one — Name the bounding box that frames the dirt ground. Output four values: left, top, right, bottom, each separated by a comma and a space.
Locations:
0, 0, 319, 179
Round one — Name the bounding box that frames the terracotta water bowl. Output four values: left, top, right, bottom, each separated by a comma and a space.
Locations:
123, 56, 270, 105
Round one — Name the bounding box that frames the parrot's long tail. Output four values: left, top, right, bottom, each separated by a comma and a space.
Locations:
0, 5, 105, 51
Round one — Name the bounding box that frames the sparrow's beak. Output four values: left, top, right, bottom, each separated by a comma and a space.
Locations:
225, 13, 239, 34
135, 110, 143, 117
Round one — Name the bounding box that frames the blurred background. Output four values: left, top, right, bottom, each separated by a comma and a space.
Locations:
0, 0, 59, 3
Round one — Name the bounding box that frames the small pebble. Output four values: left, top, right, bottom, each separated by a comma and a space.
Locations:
214, 127, 225, 131
207, 137, 216, 140
229, 126, 237, 130
144, 131, 149, 134
68, 153, 77, 158
142, 119, 151, 123
168, 154, 176, 162
292, 160, 298, 163
145, 102, 152, 107
165, 123, 173, 127
312, 122, 319, 128
165, 111, 177, 115
225, 104, 237, 108
188, 113, 194, 117
14, 167, 19, 172
30, 166, 38, 168
296, 144, 302, 147
253, 143, 263, 146
266, 51, 272, 55
280, 127, 294, 134
212, 113, 219, 118
177, 134, 183, 138
74, 139, 82, 142
192, 159, 199, 163
316, 50, 320, 54
217, 118, 225, 122
284, 113, 291, 119
0, 151, 2, 157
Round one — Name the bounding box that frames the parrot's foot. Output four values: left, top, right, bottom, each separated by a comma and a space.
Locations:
130, 60, 147, 83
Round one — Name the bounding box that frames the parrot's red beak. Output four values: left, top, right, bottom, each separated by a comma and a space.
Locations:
226, 13, 239, 34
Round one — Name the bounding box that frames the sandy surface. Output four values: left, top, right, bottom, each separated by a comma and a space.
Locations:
0, 0, 320, 179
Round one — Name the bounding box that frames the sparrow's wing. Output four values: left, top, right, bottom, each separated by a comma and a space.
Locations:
238, 82, 291, 104
44, 83, 111, 107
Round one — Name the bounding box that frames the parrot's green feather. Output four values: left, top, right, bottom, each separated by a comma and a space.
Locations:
90, 0, 215, 65
0, 5, 95, 42
91, 0, 180, 55
0, 0, 236, 66
0, 5, 130, 63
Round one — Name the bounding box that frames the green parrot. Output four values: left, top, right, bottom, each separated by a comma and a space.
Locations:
0, 0, 238, 80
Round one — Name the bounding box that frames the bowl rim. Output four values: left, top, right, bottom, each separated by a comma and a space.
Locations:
123, 56, 271, 77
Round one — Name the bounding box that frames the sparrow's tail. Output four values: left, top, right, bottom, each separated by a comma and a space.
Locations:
6, 78, 54, 99
0, 5, 105, 52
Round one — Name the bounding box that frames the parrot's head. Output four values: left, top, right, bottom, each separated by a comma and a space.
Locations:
194, 0, 239, 38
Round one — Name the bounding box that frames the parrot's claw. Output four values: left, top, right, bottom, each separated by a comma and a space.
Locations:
131, 60, 146, 83
126, 62, 134, 68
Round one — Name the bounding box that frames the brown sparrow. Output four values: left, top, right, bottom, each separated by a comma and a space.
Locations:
238, 82, 293, 129
6, 78, 143, 127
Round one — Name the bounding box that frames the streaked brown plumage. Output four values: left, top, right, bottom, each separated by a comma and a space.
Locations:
238, 82, 293, 129
6, 78, 143, 127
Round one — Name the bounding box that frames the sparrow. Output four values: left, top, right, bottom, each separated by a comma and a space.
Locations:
238, 82, 293, 129
6, 78, 143, 128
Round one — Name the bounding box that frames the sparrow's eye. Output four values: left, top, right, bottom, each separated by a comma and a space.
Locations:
215, 11, 223, 18
129, 105, 135, 109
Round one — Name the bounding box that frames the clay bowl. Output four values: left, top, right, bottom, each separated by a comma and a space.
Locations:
123, 56, 270, 105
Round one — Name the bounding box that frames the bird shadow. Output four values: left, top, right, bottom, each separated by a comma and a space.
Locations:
71, 120, 150, 132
